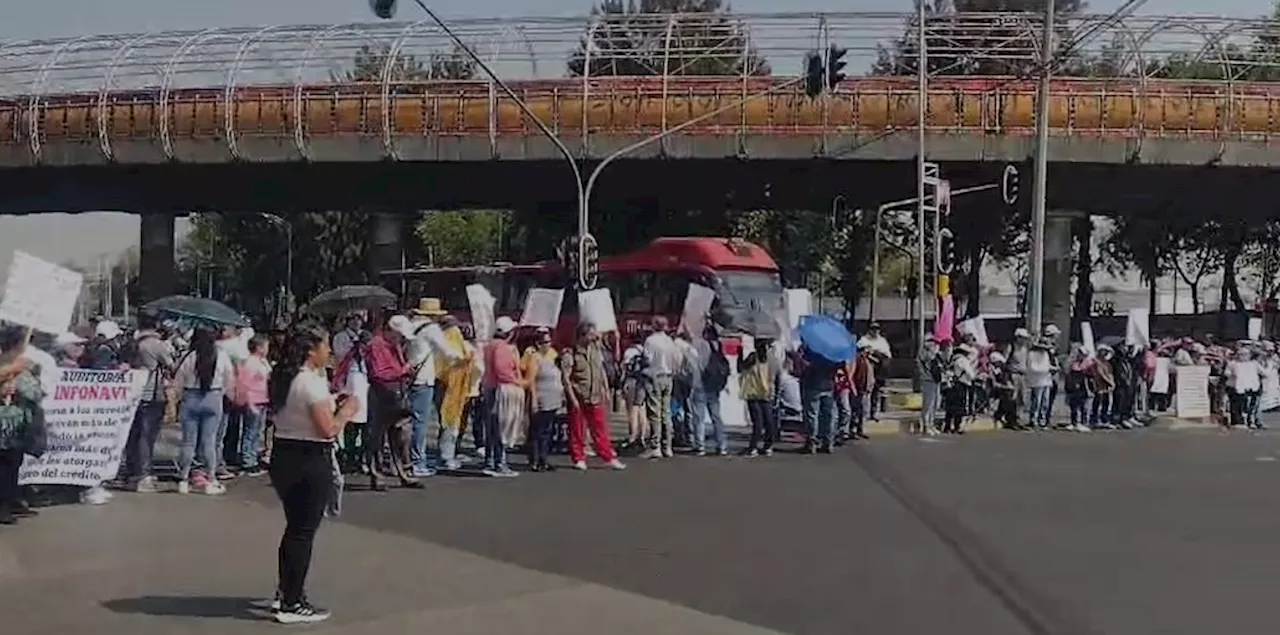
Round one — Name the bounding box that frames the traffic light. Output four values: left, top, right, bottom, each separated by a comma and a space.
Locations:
369, 0, 397, 19
1002, 163, 1019, 205
826, 45, 847, 90
936, 227, 956, 275
803, 51, 823, 98
578, 233, 599, 290
558, 235, 579, 279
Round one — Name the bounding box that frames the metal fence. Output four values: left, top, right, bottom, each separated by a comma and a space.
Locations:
0, 13, 1276, 99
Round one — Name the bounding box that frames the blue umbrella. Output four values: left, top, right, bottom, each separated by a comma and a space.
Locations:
797, 315, 856, 363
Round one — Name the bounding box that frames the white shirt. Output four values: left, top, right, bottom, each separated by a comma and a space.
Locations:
275, 367, 336, 442
1230, 360, 1262, 393
858, 334, 892, 359
1026, 349, 1054, 388
217, 337, 250, 366
332, 328, 359, 366
343, 360, 370, 424
175, 348, 235, 391
405, 320, 456, 386
643, 332, 679, 377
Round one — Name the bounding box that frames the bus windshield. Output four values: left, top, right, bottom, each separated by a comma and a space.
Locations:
717, 270, 784, 311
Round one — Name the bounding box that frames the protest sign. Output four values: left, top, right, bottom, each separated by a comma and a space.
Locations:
681, 284, 716, 337
20, 369, 145, 488
465, 284, 496, 341
1125, 309, 1150, 348
784, 289, 811, 329
1249, 317, 1263, 341
520, 288, 564, 329
956, 316, 989, 347
1174, 365, 1211, 419
1262, 370, 1280, 412
578, 288, 617, 333
1080, 322, 1096, 355
1150, 357, 1170, 394
0, 251, 83, 335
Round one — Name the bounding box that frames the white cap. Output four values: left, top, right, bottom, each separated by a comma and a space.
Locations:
1014, 327, 1031, 338
1043, 324, 1061, 336
55, 332, 86, 346
387, 315, 415, 338
95, 320, 122, 340
495, 316, 517, 335
989, 351, 1006, 364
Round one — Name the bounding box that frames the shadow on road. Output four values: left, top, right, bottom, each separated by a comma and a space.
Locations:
101, 596, 267, 621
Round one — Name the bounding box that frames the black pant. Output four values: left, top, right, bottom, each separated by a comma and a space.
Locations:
121, 401, 166, 480
746, 400, 776, 451
461, 397, 484, 450
528, 410, 556, 467
270, 438, 334, 607
363, 382, 400, 475
0, 448, 22, 514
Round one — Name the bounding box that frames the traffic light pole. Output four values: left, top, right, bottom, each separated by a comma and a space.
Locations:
1027, 0, 1056, 332
915, 0, 929, 357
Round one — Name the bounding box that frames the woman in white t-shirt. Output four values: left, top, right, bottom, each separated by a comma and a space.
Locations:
1227, 346, 1262, 429
260, 327, 359, 625
175, 327, 236, 495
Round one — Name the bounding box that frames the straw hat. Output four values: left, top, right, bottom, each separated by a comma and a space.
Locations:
411, 298, 447, 316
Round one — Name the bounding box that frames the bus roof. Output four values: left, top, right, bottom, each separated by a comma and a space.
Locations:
381, 263, 544, 276
601, 237, 777, 272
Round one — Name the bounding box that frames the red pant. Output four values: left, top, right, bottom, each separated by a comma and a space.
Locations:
569, 402, 617, 463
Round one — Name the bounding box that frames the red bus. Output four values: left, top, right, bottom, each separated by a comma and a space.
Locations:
381, 237, 783, 346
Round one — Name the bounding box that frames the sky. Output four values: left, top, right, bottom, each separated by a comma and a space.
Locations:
0, 0, 1273, 268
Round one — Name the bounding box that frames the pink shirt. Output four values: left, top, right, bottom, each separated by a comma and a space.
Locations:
483, 340, 520, 388
236, 355, 271, 406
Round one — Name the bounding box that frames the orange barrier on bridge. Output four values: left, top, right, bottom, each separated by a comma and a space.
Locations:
3, 77, 1279, 156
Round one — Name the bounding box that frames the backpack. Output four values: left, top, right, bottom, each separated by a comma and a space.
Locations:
120, 335, 144, 368
624, 347, 648, 378
702, 343, 731, 393
602, 347, 621, 387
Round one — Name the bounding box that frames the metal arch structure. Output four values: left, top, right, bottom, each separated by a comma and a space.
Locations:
2, 12, 1280, 163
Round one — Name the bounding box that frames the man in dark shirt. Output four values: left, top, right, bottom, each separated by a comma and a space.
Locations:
86, 321, 125, 370
795, 346, 840, 453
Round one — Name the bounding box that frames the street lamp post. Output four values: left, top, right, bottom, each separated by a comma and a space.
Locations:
1027, 0, 1056, 332
261, 213, 293, 313
915, 0, 929, 354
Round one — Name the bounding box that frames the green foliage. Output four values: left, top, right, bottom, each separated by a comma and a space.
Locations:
567, 0, 770, 77
414, 210, 511, 267
335, 43, 477, 82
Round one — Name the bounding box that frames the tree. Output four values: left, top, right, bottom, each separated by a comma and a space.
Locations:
1240, 222, 1280, 305
414, 210, 512, 267
336, 43, 477, 82
567, 0, 770, 77
1165, 224, 1223, 314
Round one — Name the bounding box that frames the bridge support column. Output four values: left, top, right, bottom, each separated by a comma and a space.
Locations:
366, 211, 405, 286
1041, 210, 1078, 343
138, 212, 176, 305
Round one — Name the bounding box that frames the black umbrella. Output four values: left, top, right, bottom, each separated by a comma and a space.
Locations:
304, 285, 397, 316
142, 295, 247, 327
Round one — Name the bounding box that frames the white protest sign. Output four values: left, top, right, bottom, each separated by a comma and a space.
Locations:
1174, 365, 1211, 419
1262, 367, 1280, 412
1151, 357, 1171, 394
721, 335, 752, 428
1125, 309, 1150, 348
956, 316, 989, 348
465, 284, 496, 341
0, 251, 83, 335
578, 288, 617, 333
681, 284, 716, 337
1080, 322, 1096, 355
520, 288, 564, 329
784, 289, 812, 329
20, 369, 145, 487
1249, 317, 1263, 340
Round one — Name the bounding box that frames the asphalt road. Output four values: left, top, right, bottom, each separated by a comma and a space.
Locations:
233, 426, 1280, 635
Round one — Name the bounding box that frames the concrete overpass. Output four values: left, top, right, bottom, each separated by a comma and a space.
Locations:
0, 12, 1275, 319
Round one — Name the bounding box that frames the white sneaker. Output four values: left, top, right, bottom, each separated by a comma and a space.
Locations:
661, 448, 674, 458
177, 480, 190, 495
81, 486, 112, 505
134, 476, 160, 493
274, 601, 331, 624
640, 449, 661, 460
572, 460, 588, 471
607, 459, 626, 470
201, 482, 226, 496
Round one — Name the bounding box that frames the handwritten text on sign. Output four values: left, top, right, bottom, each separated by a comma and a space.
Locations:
20, 369, 143, 488
0, 251, 83, 335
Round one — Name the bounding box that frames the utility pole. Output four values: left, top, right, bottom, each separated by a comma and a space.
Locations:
1027, 0, 1056, 331
915, 0, 929, 352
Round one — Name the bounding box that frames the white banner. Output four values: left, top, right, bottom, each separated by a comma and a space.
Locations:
0, 251, 83, 335
20, 369, 145, 487
681, 283, 716, 337
784, 289, 812, 329
1262, 366, 1280, 412
956, 316, 989, 348
578, 288, 617, 333
1080, 322, 1096, 355
465, 284, 496, 342
1174, 365, 1211, 419
1125, 309, 1150, 349
1151, 357, 1170, 394
519, 288, 564, 329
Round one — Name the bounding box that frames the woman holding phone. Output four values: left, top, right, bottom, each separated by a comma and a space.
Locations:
261, 326, 359, 624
